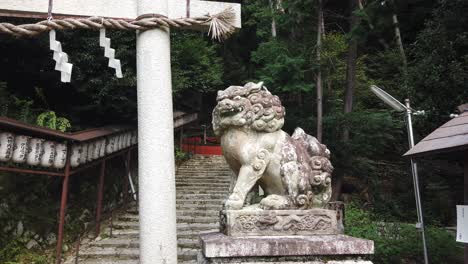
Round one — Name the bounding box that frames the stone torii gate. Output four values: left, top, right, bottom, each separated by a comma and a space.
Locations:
0, 0, 241, 263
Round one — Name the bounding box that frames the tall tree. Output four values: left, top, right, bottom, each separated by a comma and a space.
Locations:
269, 0, 277, 37
332, 0, 361, 201
316, 0, 324, 141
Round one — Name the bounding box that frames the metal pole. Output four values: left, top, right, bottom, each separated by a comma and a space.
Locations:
123, 151, 131, 205
124, 150, 137, 202
95, 160, 106, 237
405, 99, 429, 264
56, 147, 71, 264
180, 126, 184, 151
203, 125, 207, 145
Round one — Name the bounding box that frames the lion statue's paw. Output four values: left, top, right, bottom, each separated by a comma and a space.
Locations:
259, 194, 292, 210
225, 194, 245, 210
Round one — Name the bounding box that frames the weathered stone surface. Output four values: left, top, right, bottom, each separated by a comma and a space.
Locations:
200, 232, 374, 258
221, 209, 343, 236
198, 251, 373, 264
212, 82, 334, 210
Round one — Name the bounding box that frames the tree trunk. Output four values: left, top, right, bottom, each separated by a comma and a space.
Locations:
269, 0, 277, 38
316, 0, 323, 142
332, 0, 360, 201
392, 11, 409, 95
392, 13, 407, 70
358, 0, 389, 50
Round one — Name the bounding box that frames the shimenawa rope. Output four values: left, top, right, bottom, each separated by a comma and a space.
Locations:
0, 8, 236, 41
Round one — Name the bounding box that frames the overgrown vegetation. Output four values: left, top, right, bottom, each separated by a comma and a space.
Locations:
346, 204, 463, 264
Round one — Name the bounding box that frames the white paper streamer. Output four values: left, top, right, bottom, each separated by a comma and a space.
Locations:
49, 30, 73, 83
99, 29, 123, 78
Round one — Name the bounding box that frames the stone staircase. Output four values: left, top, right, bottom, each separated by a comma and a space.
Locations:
65, 155, 231, 264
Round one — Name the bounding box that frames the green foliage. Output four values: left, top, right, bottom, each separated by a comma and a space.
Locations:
36, 111, 71, 132
175, 146, 191, 165
0, 240, 50, 264
252, 39, 312, 93
408, 0, 468, 133
0, 82, 9, 116
346, 204, 463, 264
171, 33, 224, 95
11, 96, 34, 123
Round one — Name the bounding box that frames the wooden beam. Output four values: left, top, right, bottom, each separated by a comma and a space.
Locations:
0, 0, 241, 28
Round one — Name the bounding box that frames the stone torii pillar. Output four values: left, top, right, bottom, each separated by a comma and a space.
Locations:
0, 1, 241, 263
136, 0, 177, 262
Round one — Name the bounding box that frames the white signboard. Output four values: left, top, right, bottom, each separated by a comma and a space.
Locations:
456, 205, 468, 243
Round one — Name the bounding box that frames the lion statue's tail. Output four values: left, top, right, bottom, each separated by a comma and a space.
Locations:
280, 128, 333, 209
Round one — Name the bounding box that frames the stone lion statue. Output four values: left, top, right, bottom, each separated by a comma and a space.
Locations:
212, 82, 333, 210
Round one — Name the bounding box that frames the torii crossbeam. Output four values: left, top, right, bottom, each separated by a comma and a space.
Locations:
0, 0, 241, 263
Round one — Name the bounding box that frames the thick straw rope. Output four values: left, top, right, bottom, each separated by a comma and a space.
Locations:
0, 8, 236, 40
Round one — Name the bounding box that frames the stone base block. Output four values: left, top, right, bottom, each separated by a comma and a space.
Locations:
198, 232, 373, 264
221, 208, 343, 236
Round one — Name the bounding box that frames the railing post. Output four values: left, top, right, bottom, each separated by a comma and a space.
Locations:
95, 160, 106, 237
56, 145, 71, 264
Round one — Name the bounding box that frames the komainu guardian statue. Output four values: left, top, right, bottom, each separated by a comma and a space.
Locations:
200, 81, 374, 262
212, 82, 333, 211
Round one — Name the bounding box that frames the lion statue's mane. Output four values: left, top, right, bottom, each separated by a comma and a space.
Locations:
212, 82, 285, 136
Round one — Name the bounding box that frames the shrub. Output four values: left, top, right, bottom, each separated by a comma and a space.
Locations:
345, 204, 463, 263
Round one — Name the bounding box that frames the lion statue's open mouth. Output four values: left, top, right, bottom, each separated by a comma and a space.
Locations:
212, 82, 333, 210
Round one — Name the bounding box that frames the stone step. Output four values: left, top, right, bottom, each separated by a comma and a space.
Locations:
176, 186, 230, 191
179, 261, 197, 264
177, 216, 219, 224
112, 221, 139, 229
176, 183, 230, 188
89, 238, 139, 248
176, 193, 228, 199
179, 168, 229, 170
125, 208, 139, 214
177, 223, 220, 231
177, 210, 220, 217
118, 208, 221, 223
177, 174, 231, 177
104, 229, 139, 238
176, 199, 225, 205
78, 247, 139, 259
118, 214, 139, 221
179, 165, 228, 167
178, 238, 199, 249
176, 172, 231, 175
176, 204, 224, 210
175, 190, 229, 194
178, 248, 200, 261
85, 238, 201, 250
178, 168, 230, 170
178, 164, 229, 167
176, 179, 231, 183
110, 222, 219, 232
65, 258, 139, 264
177, 229, 219, 239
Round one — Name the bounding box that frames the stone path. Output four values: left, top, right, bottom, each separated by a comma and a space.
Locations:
65, 155, 231, 264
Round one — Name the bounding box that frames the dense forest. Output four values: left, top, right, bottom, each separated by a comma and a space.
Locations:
0, 0, 467, 263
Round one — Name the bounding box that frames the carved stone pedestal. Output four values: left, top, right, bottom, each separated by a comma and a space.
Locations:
221, 209, 344, 236
198, 232, 374, 264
